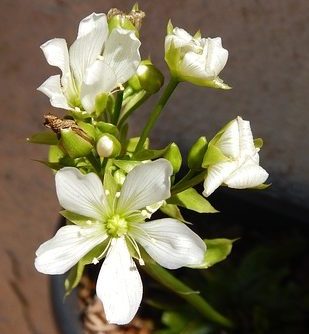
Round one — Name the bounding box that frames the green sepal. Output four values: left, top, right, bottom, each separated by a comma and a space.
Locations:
163, 143, 182, 173
160, 203, 185, 222
253, 182, 271, 189
133, 145, 170, 161
95, 121, 119, 138
202, 144, 229, 167
65, 242, 107, 296
103, 160, 119, 208
27, 132, 58, 145
254, 137, 263, 149
60, 128, 93, 159
187, 136, 208, 170
77, 121, 96, 140
126, 137, 149, 153
167, 19, 174, 35
114, 159, 141, 173
95, 92, 109, 116
168, 188, 218, 213
60, 210, 94, 226
190, 238, 236, 269
108, 15, 137, 35
48, 145, 64, 163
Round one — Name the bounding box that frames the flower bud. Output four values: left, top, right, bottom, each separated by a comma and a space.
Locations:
60, 128, 93, 159
96, 134, 121, 158
188, 136, 208, 170
131, 60, 164, 94
165, 22, 230, 89
163, 143, 182, 173
107, 5, 145, 36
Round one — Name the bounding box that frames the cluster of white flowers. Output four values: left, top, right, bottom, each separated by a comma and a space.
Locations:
34, 9, 268, 327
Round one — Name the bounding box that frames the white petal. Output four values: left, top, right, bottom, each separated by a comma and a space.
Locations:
80, 60, 117, 113
203, 161, 238, 197
77, 13, 108, 39
216, 119, 240, 159
40, 38, 70, 76
69, 14, 108, 89
117, 159, 172, 213
181, 52, 210, 79
103, 28, 141, 84
35, 224, 107, 274
96, 237, 142, 325
204, 37, 228, 77
37, 75, 72, 110
131, 218, 206, 269
237, 117, 257, 156
225, 158, 269, 189
55, 167, 109, 220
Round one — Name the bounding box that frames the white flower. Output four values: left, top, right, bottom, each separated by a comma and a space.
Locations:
38, 13, 141, 113
35, 159, 205, 325
203, 116, 269, 197
165, 26, 229, 89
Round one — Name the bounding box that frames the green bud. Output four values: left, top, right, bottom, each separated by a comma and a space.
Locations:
188, 136, 208, 170
136, 60, 164, 94
60, 128, 93, 159
77, 121, 96, 140
95, 122, 119, 138
96, 134, 121, 158
164, 143, 182, 173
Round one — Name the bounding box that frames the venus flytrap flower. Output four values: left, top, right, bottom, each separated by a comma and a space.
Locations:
165, 23, 230, 89
38, 13, 141, 114
202, 116, 269, 197
35, 159, 206, 325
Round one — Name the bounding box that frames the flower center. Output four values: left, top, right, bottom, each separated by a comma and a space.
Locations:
106, 215, 128, 237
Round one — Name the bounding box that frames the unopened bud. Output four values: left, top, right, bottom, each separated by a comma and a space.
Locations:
134, 60, 164, 94
60, 128, 93, 159
96, 134, 121, 158
188, 136, 208, 170
163, 143, 182, 173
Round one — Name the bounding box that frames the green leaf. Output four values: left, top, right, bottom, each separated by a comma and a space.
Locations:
27, 132, 58, 145
160, 203, 185, 222
168, 188, 218, 213
191, 238, 236, 269
133, 145, 170, 161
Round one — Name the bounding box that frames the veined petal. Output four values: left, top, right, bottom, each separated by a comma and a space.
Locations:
55, 167, 109, 220
69, 14, 108, 90
205, 37, 228, 77
37, 75, 73, 110
77, 13, 108, 39
117, 159, 172, 214
131, 218, 205, 269
103, 28, 141, 84
237, 117, 257, 156
40, 38, 70, 76
216, 119, 240, 159
80, 60, 117, 113
181, 52, 211, 79
96, 237, 142, 325
225, 158, 269, 189
35, 224, 107, 274
203, 161, 238, 197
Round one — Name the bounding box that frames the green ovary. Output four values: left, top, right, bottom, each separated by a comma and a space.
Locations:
106, 215, 128, 237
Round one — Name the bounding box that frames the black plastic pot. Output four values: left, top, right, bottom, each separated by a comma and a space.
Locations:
50, 190, 309, 333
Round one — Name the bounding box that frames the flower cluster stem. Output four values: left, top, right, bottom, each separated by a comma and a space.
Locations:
171, 170, 207, 195
142, 256, 234, 328
134, 77, 179, 154
112, 90, 124, 125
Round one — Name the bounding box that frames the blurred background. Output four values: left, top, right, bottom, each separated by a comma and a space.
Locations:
0, 0, 308, 333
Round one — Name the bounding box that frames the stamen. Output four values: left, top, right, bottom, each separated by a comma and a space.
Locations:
92, 257, 99, 265
126, 235, 144, 266
115, 191, 121, 198
96, 238, 112, 261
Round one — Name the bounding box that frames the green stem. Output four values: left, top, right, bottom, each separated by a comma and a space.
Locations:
134, 77, 179, 154
86, 152, 102, 176
112, 90, 124, 125
171, 170, 207, 196
142, 257, 233, 328
118, 92, 150, 129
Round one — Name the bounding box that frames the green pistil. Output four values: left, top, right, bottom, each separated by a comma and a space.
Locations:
106, 215, 128, 237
